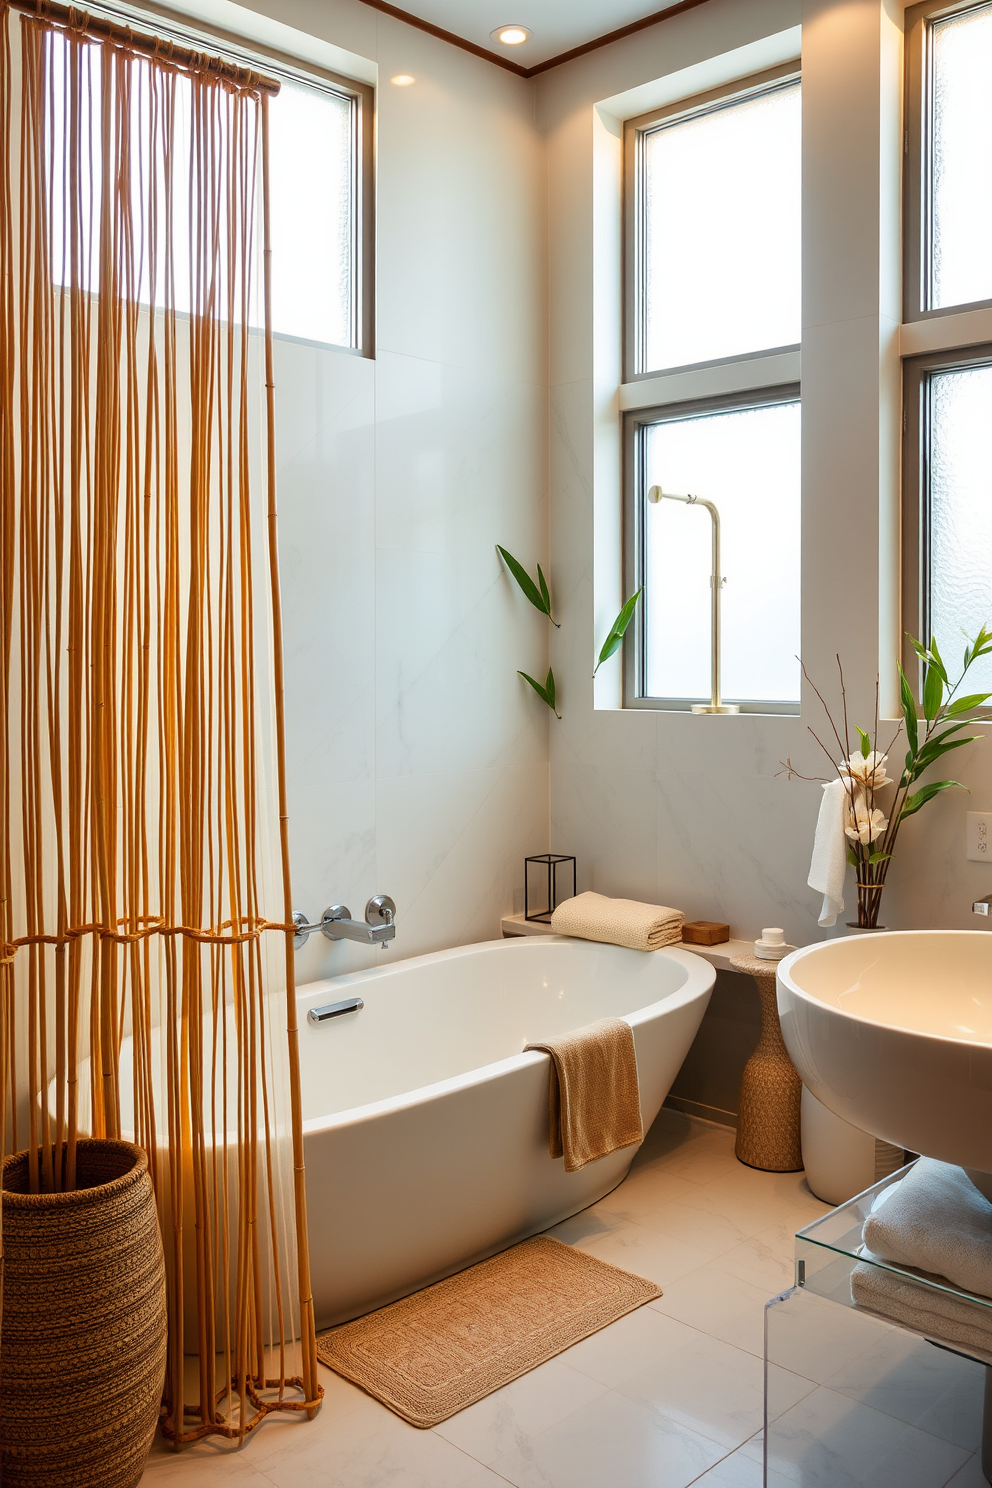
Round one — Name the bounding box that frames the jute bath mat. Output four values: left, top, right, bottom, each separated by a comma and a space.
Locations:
315, 1235, 662, 1427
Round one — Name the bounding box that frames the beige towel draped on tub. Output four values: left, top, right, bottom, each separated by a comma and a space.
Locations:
524, 1018, 643, 1173
550, 891, 684, 951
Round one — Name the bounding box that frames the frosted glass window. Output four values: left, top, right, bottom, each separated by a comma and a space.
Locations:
641, 82, 801, 373
268, 81, 355, 346
931, 3, 992, 310
642, 400, 801, 703
928, 365, 992, 692
46, 35, 358, 348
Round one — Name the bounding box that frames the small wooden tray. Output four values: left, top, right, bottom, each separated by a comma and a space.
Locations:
681, 920, 730, 946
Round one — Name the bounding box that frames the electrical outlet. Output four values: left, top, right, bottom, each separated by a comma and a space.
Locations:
966, 812, 992, 862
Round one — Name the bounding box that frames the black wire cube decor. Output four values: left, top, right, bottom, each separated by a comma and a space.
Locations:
524, 854, 576, 924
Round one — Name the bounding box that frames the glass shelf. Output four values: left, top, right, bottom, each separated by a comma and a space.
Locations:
762, 1161, 992, 1486
795, 1160, 992, 1346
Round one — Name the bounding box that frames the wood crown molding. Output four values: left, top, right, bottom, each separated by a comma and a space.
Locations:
360, 0, 713, 80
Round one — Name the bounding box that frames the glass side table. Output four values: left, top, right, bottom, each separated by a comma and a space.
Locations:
764, 1161, 992, 1486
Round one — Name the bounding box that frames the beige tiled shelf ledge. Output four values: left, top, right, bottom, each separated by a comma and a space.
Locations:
499, 915, 756, 972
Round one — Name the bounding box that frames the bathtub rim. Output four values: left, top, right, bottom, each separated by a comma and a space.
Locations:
298, 934, 714, 1135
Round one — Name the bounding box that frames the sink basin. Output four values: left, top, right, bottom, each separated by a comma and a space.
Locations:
777, 931, 992, 1180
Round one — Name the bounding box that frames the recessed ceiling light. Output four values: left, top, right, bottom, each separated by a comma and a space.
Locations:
391, 74, 416, 85
490, 24, 531, 45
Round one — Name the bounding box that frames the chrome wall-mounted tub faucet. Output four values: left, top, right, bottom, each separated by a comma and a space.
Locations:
974, 895, 992, 917
292, 894, 396, 949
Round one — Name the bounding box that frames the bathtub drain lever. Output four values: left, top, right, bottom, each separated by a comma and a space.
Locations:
308, 997, 364, 1024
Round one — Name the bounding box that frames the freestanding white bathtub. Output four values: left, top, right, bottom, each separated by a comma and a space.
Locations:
299, 935, 713, 1327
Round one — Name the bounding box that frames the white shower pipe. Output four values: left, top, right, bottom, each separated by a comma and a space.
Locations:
647, 485, 740, 715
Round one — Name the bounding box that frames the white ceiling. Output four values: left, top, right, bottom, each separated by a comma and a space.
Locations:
395, 0, 686, 68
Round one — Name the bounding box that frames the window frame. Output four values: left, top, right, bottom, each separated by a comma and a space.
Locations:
622, 384, 802, 716
902, 342, 992, 711
99, 0, 375, 357
904, 0, 992, 326
622, 60, 801, 385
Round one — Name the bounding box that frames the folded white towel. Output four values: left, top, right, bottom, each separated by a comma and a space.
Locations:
851, 1260, 992, 1366
550, 891, 684, 952
862, 1158, 992, 1300
807, 778, 849, 928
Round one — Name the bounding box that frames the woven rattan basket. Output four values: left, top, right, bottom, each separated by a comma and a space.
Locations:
0, 1139, 167, 1487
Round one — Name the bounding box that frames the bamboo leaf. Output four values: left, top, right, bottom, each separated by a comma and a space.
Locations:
868, 851, 892, 864
929, 634, 948, 684
594, 588, 643, 675
898, 664, 919, 755
913, 734, 978, 774
899, 779, 965, 822
856, 726, 871, 759
497, 546, 552, 620
970, 624, 992, 660
518, 667, 561, 718
537, 563, 552, 615
923, 661, 944, 721
945, 692, 991, 718
846, 847, 859, 868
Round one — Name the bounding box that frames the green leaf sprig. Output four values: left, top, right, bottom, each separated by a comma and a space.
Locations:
800, 626, 992, 924
496, 546, 558, 627
892, 626, 992, 833
518, 666, 560, 718
594, 589, 643, 676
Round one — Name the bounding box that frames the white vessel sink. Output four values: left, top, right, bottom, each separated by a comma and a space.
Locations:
777, 932, 992, 1180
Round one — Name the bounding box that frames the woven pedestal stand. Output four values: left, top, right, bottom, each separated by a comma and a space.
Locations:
0, 1140, 167, 1488
732, 953, 803, 1173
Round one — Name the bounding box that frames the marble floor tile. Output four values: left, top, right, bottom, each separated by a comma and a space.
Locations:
945, 1454, 992, 1487
559, 1303, 700, 1388
432, 1357, 607, 1466
251, 1393, 509, 1488
488, 1387, 727, 1488
685, 1438, 797, 1488
616, 1330, 814, 1451
141, 1447, 276, 1488
764, 1383, 971, 1488
634, 1196, 756, 1257
562, 1214, 726, 1288
648, 1253, 778, 1340
823, 1329, 985, 1449
591, 1165, 701, 1217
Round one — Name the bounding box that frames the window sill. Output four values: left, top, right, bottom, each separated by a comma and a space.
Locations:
620, 347, 801, 412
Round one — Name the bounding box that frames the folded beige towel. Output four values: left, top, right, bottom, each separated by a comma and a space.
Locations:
524, 1018, 643, 1173
550, 891, 684, 951
851, 1260, 992, 1366
863, 1158, 992, 1299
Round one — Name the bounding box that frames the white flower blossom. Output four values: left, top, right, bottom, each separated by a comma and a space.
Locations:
845, 798, 889, 846
841, 750, 892, 793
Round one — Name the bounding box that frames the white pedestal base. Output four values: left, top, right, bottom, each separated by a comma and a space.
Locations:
801, 1087, 905, 1206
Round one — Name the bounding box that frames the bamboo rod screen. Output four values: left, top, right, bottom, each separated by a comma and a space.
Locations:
0, 0, 321, 1441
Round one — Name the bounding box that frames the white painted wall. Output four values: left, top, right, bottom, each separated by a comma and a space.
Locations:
535, 0, 992, 946
201, 0, 551, 979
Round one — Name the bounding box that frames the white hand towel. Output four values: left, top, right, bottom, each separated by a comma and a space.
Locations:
862, 1158, 992, 1300
851, 1260, 992, 1366
807, 778, 849, 928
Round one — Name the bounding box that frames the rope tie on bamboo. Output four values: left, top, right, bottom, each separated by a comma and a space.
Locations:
1, 917, 298, 963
